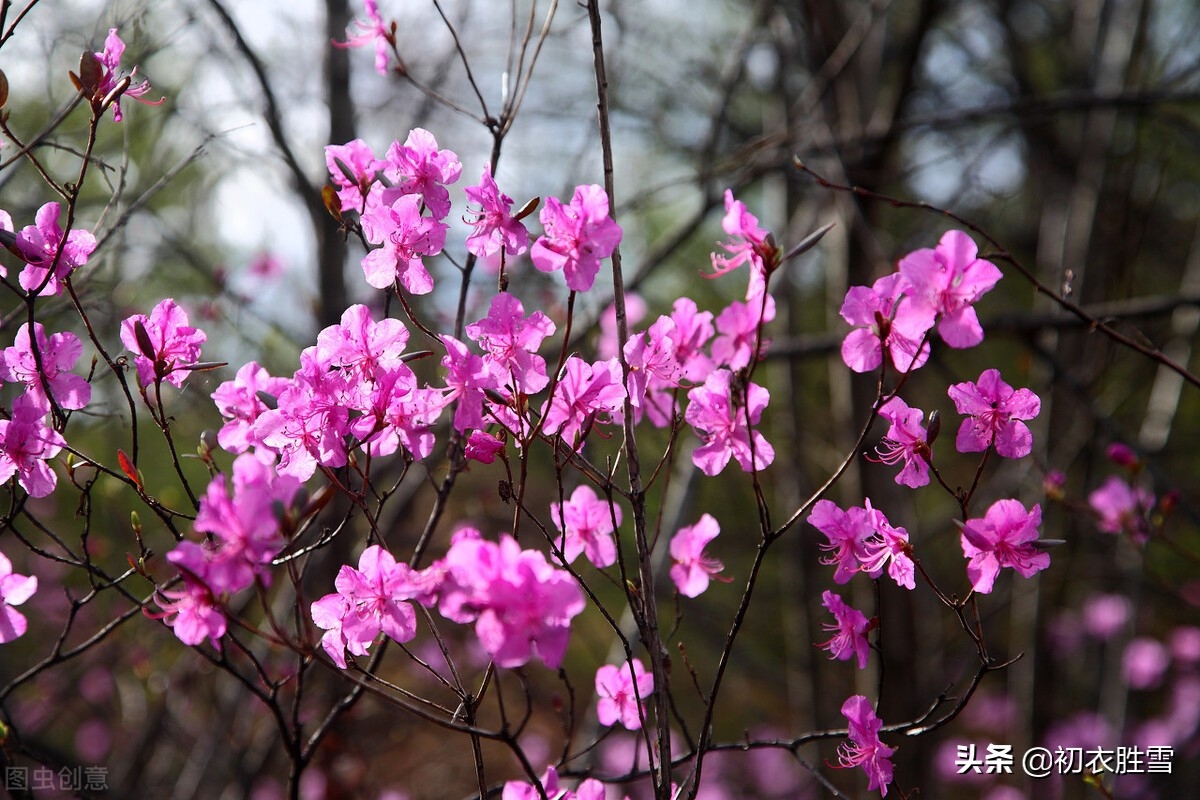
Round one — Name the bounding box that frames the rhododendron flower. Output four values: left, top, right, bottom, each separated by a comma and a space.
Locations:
93, 28, 163, 122
439, 335, 494, 433
595, 658, 654, 730
623, 316, 682, 407
120, 298, 207, 388
711, 294, 775, 371
531, 184, 622, 292
947, 369, 1040, 458
360, 193, 448, 294
898, 230, 1002, 348
1123, 637, 1170, 690
464, 430, 505, 464
873, 396, 930, 488
669, 513, 726, 597
211, 362, 291, 458
152, 578, 226, 650
0, 551, 37, 643
818, 591, 873, 669
859, 503, 916, 590
1088, 475, 1154, 538
667, 297, 715, 383
14, 202, 97, 297
325, 138, 385, 212
466, 293, 555, 394
834, 695, 895, 795
809, 500, 875, 584
382, 128, 462, 221
684, 369, 774, 476
336, 0, 392, 75
438, 531, 585, 669
708, 189, 777, 282
0, 322, 91, 410
0, 393, 66, 498
541, 357, 626, 448
502, 766, 608, 800
839, 273, 933, 373
550, 485, 621, 568
310, 546, 424, 669
960, 500, 1049, 593
464, 165, 530, 258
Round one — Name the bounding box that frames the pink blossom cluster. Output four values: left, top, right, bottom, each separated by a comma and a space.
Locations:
839, 230, 1002, 373
154, 455, 304, 649
809, 499, 916, 590
1, 202, 96, 297
502, 766, 610, 800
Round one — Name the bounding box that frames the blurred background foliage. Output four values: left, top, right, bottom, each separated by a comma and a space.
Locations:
2, 0, 1199, 797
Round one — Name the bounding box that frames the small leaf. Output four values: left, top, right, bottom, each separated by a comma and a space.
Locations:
514, 196, 540, 222
117, 449, 142, 489
175, 360, 229, 372
322, 185, 343, 223
76, 51, 102, 97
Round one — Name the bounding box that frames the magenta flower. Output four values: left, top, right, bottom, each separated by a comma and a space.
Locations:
464, 165, 530, 258
669, 513, 726, 597
550, 485, 621, 568
439, 335, 494, 434
1123, 637, 1170, 690
530, 184, 622, 292
360, 193, 448, 294
153, 578, 227, 650
0, 322, 91, 410
382, 128, 462, 221
14, 202, 97, 297
1088, 475, 1154, 538
93, 28, 163, 122
623, 316, 682, 408
0, 551, 37, 643
947, 369, 1040, 458
465, 293, 555, 394
959, 499, 1050, 593
898, 230, 1002, 348
809, 500, 875, 584
834, 695, 895, 795
211, 362, 291, 458
335, 0, 392, 75
859, 503, 916, 590
711, 294, 775, 371
684, 369, 774, 476
839, 273, 934, 374
667, 297, 715, 383
595, 658, 655, 730
325, 138, 385, 212
708, 189, 776, 280
818, 591, 873, 670
310, 545, 422, 668
541, 357, 626, 449
873, 396, 930, 488
0, 393, 66, 498
464, 430, 505, 464
119, 298, 207, 388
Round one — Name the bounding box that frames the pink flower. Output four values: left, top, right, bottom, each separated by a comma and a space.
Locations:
834, 695, 895, 796
711, 294, 775, 371
684, 369, 774, 476
382, 128, 462, 221
152, 577, 226, 650
595, 658, 654, 730
809, 500, 875, 585
0, 551, 37, 643
0, 393, 66, 498
360, 193, 448, 294
818, 591, 873, 670
1088, 475, 1153, 538
898, 230, 1002, 348
119, 298, 207, 388
541, 357, 626, 449
325, 139, 385, 212
947, 369, 1040, 458
310, 546, 423, 668
708, 189, 776, 284
550, 485, 621, 568
14, 202, 97, 297
0, 323, 91, 410
439, 335, 494, 433
1081, 593, 1130, 640
464, 165, 530, 258
873, 396, 930, 488
960, 500, 1050, 593
839, 273, 934, 374
623, 316, 682, 408
335, 0, 392, 75
859, 503, 916, 590
464, 430, 505, 464
669, 513, 725, 597
466, 293, 555, 394
93, 28, 163, 122
531, 184, 622, 292
211, 362, 291, 458
1122, 637, 1170, 690
438, 531, 585, 669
